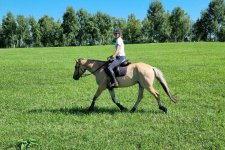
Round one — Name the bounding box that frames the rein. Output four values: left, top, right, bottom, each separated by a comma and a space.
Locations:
81, 61, 109, 78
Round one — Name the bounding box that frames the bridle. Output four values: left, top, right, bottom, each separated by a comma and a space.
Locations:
75, 63, 86, 78
76, 61, 109, 78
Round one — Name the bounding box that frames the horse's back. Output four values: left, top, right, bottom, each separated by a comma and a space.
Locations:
129, 62, 153, 71
116, 62, 155, 87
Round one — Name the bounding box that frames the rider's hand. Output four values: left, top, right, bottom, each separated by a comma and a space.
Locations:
110, 56, 115, 61
107, 55, 114, 62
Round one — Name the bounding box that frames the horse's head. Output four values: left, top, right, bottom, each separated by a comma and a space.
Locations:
73, 59, 86, 80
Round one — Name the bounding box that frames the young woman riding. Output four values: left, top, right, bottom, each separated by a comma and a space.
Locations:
107, 29, 126, 88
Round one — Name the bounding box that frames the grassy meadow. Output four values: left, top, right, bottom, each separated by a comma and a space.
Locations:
0, 42, 225, 149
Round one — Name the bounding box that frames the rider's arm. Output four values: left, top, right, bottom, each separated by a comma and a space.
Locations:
112, 45, 121, 59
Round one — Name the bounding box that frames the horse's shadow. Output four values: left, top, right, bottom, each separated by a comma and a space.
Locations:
29, 106, 124, 115
28, 106, 162, 116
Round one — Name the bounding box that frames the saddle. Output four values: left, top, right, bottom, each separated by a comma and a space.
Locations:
104, 60, 131, 77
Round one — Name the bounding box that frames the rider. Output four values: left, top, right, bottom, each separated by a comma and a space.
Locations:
107, 29, 126, 88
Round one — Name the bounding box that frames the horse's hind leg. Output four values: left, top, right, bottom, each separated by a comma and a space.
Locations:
131, 84, 144, 112
108, 88, 126, 111
147, 87, 167, 113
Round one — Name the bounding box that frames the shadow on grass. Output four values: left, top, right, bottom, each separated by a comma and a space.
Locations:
29, 106, 123, 115
28, 106, 163, 115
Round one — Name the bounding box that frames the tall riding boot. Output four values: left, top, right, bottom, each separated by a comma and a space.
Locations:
109, 70, 119, 87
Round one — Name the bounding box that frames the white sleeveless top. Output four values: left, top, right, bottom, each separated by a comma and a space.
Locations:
115, 37, 126, 56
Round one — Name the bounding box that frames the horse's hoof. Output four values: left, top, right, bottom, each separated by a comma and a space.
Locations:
130, 107, 136, 113
120, 107, 127, 112
159, 106, 167, 113
88, 107, 94, 112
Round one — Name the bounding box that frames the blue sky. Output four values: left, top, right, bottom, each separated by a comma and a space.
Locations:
0, 0, 211, 22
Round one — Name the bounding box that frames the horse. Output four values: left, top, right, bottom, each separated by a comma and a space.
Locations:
73, 58, 176, 113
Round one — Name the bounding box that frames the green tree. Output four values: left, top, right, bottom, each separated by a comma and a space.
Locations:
38, 15, 52, 46
85, 16, 100, 45
0, 25, 5, 47
112, 18, 127, 32
124, 14, 142, 43
94, 12, 113, 45
2, 12, 17, 48
38, 15, 62, 47
16, 15, 31, 47
76, 9, 91, 46
192, 11, 209, 41
169, 7, 191, 42
193, 0, 225, 41
208, 0, 225, 41
141, 18, 153, 42
61, 7, 79, 46
52, 20, 63, 47
29, 16, 42, 47
146, 0, 171, 42
218, 26, 225, 41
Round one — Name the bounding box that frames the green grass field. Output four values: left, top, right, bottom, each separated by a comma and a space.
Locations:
0, 43, 225, 149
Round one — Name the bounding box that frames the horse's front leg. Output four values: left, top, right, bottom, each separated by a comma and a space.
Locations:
108, 88, 126, 111
88, 87, 104, 112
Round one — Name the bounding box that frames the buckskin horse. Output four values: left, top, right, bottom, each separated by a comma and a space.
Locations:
73, 58, 176, 113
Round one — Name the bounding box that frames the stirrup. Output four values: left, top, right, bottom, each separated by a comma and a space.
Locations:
110, 82, 119, 88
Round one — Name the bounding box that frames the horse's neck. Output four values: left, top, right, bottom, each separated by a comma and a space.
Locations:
82, 59, 106, 73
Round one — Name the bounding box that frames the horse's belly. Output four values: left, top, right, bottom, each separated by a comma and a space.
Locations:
117, 76, 138, 87
116, 66, 139, 87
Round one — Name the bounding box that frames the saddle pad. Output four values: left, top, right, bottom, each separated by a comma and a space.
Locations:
114, 66, 127, 77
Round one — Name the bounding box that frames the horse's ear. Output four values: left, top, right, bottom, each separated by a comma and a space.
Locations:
75, 59, 78, 63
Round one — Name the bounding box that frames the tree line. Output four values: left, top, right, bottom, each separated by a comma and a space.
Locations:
0, 0, 225, 48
